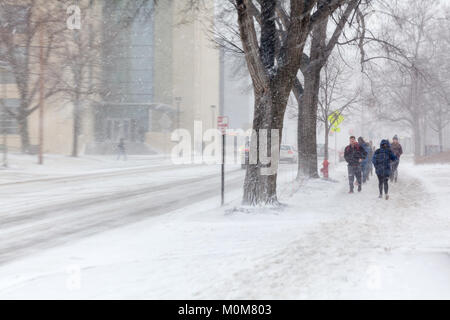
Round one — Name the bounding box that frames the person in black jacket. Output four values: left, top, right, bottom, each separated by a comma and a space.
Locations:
368, 140, 375, 177
372, 139, 398, 200
116, 138, 127, 161
344, 136, 367, 193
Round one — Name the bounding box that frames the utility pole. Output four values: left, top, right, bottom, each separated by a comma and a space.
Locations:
72, 29, 80, 158
38, 25, 45, 165
335, 130, 337, 165
175, 97, 182, 130
210, 105, 216, 130
217, 116, 228, 206
0, 65, 8, 167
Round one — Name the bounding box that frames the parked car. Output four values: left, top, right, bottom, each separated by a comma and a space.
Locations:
280, 145, 298, 163
240, 138, 250, 169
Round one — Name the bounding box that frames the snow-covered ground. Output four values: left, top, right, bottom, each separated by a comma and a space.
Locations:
0, 155, 449, 299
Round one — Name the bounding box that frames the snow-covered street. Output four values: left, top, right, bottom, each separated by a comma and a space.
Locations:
0, 158, 448, 299
0, 154, 246, 265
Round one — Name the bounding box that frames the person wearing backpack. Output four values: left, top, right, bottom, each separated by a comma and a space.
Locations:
372, 139, 398, 200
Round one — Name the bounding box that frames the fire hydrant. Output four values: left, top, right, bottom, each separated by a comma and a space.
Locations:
320, 159, 329, 179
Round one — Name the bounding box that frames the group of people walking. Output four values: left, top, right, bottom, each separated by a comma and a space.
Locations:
344, 135, 403, 199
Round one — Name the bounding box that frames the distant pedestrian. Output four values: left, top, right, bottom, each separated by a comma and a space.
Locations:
372, 139, 398, 200
368, 140, 375, 176
117, 138, 127, 161
358, 137, 371, 183
390, 135, 403, 182
344, 136, 367, 193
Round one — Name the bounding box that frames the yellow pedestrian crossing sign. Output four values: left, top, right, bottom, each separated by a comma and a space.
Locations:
328, 111, 344, 133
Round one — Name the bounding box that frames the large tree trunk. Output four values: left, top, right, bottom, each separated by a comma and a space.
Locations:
242, 89, 286, 206
421, 114, 427, 156
297, 66, 321, 179
413, 120, 422, 160
438, 126, 443, 153
18, 114, 30, 154
296, 18, 327, 179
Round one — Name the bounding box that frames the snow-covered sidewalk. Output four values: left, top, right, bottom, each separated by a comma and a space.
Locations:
0, 160, 448, 299
211, 162, 450, 299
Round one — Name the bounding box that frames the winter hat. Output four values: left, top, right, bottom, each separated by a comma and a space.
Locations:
380, 139, 390, 148
393, 135, 398, 141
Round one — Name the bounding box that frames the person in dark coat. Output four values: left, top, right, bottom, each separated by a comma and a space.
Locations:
344, 136, 367, 193
117, 138, 127, 161
390, 135, 403, 182
368, 140, 375, 177
372, 139, 398, 200
358, 137, 371, 183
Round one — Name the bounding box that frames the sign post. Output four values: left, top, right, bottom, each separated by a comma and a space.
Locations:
217, 116, 228, 206
0, 63, 8, 168
38, 26, 45, 165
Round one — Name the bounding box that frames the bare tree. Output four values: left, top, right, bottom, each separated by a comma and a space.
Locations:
317, 55, 359, 161
208, 0, 369, 202
233, 0, 353, 205
59, 3, 99, 157
58, 0, 153, 157
0, 0, 67, 153
426, 90, 450, 152
292, 0, 362, 178
423, 72, 450, 153
361, 0, 444, 159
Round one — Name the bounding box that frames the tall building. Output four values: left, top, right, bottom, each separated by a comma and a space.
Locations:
0, 0, 220, 155
88, 0, 157, 154
87, 0, 220, 154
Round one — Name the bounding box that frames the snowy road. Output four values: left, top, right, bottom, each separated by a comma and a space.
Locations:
0, 162, 248, 265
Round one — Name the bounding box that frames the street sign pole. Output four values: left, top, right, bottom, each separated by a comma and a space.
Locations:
335, 130, 337, 165
217, 116, 228, 206
221, 133, 225, 206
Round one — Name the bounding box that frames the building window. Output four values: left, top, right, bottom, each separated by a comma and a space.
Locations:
105, 118, 139, 142
0, 98, 19, 134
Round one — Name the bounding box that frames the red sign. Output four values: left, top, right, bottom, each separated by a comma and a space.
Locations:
217, 116, 229, 134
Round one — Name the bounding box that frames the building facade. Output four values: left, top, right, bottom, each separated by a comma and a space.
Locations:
0, 0, 220, 155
